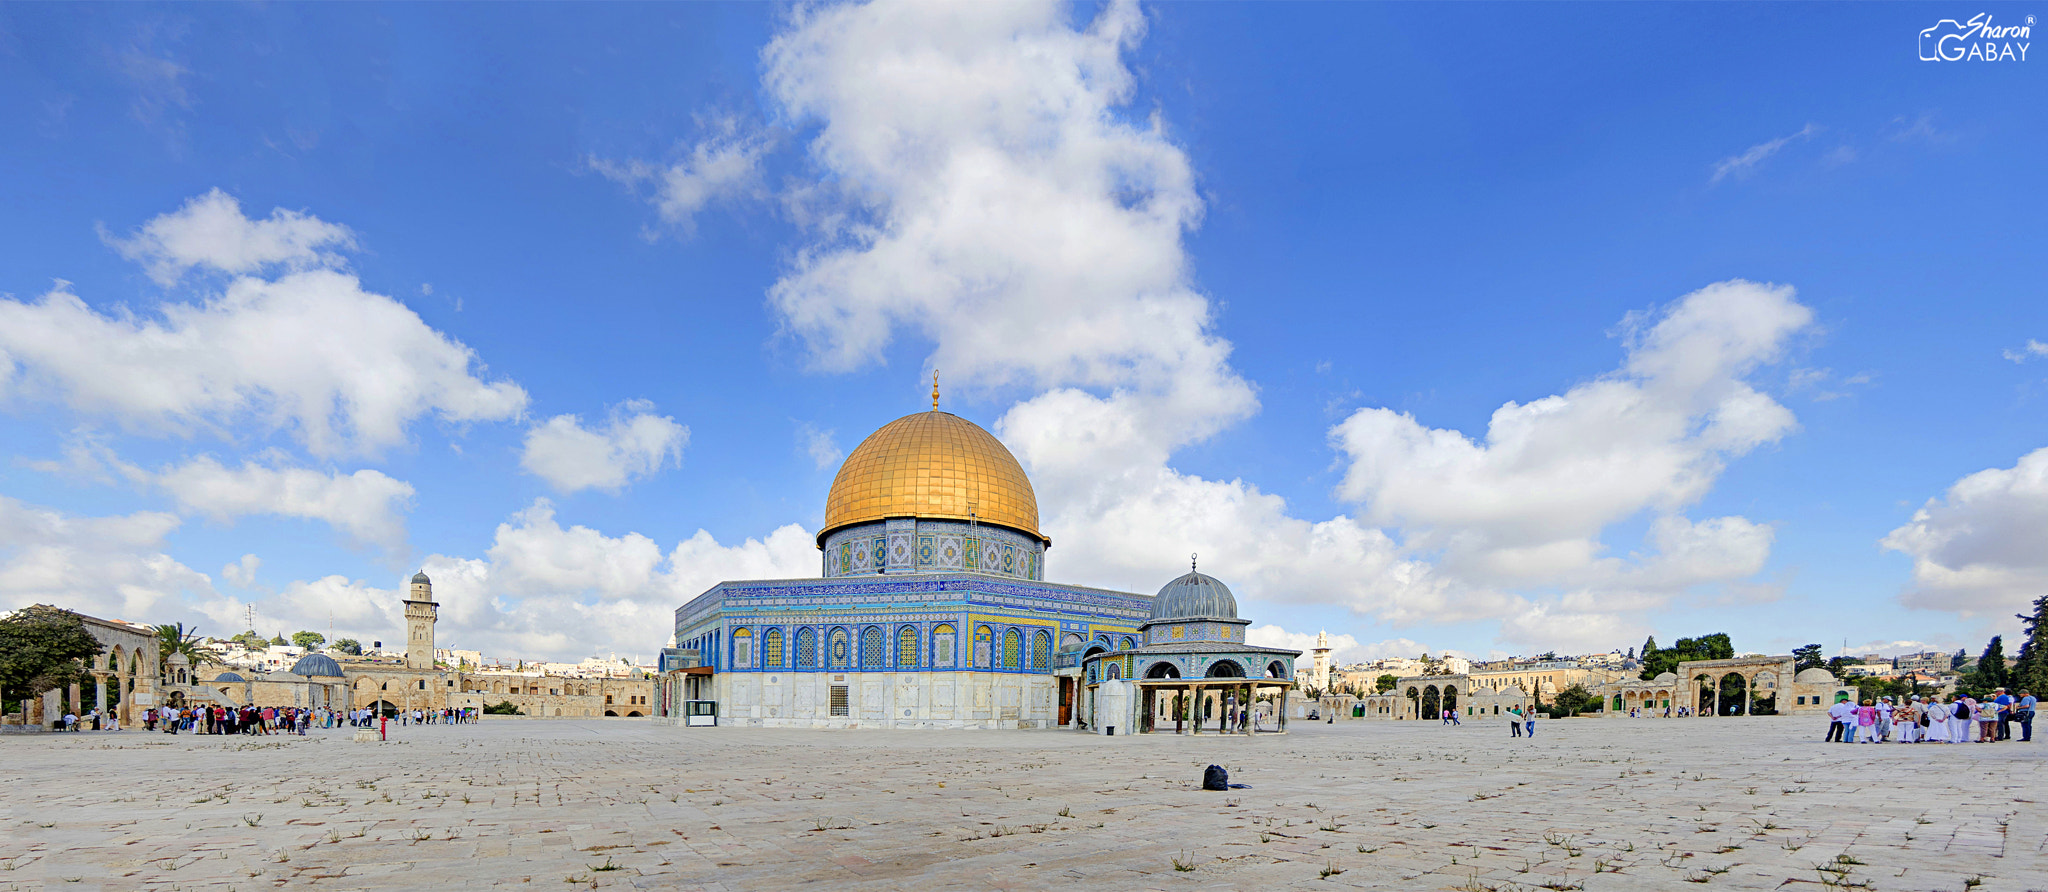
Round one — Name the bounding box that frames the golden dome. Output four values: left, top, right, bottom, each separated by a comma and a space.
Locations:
820, 411, 1044, 545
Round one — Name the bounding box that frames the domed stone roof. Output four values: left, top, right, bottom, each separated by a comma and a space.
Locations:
1149, 571, 1239, 622
411, 571, 432, 585
213, 671, 246, 683
290, 653, 345, 677
1794, 667, 1835, 685
820, 411, 1042, 545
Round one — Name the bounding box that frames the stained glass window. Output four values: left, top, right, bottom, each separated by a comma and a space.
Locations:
860, 627, 883, 670
897, 626, 918, 668
763, 629, 784, 668
1002, 629, 1022, 670
795, 628, 817, 669
1031, 630, 1051, 670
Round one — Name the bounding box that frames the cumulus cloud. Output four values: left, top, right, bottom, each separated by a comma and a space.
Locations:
519, 401, 688, 494
0, 495, 216, 623
1882, 446, 2048, 616
362, 500, 814, 660
222, 554, 261, 588
604, 0, 1804, 656
762, 0, 1251, 451
1332, 280, 1808, 594
592, 117, 772, 233
0, 270, 527, 458
152, 456, 415, 553
1246, 625, 1449, 665
25, 437, 414, 554
107, 189, 358, 285
1711, 123, 1819, 183
2003, 339, 2048, 363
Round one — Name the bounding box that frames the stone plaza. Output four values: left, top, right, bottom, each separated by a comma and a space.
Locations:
3, 716, 2041, 891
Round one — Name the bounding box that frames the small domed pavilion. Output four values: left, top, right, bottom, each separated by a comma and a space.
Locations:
1080, 561, 1301, 735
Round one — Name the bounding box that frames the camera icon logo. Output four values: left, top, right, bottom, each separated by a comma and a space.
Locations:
1919, 18, 1973, 61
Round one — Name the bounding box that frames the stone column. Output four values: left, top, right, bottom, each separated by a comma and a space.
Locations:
93, 672, 109, 719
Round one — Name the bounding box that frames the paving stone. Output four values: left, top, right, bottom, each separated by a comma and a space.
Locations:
2, 716, 2042, 890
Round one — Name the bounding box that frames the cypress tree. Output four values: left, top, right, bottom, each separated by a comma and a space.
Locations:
2012, 594, 2048, 695
1639, 636, 1660, 681
1973, 636, 2009, 692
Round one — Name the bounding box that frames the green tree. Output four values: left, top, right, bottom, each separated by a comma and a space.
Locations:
153, 623, 219, 677
1640, 633, 1734, 680
1792, 644, 1825, 672
483, 701, 522, 715
231, 630, 268, 650
1552, 684, 1597, 717
291, 631, 326, 650
2011, 594, 2048, 696
269, 632, 288, 646
331, 638, 363, 656
0, 606, 105, 705
1969, 636, 2008, 692
1374, 674, 1398, 693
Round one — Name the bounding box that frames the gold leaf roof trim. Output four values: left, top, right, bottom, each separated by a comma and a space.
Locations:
819, 411, 1044, 546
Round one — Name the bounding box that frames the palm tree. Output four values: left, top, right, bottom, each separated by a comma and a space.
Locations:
153, 623, 220, 679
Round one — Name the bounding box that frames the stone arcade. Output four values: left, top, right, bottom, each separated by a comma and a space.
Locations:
656, 403, 1300, 731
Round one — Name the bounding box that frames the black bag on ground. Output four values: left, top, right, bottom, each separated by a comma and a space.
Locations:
1202, 765, 1229, 791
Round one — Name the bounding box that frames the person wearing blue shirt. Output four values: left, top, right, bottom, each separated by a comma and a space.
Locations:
1994, 689, 2015, 741
2017, 690, 2037, 743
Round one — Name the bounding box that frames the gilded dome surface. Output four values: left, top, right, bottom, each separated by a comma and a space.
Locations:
821, 411, 1042, 544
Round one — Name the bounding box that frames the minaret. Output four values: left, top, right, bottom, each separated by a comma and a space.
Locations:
404, 571, 438, 670
1312, 630, 1332, 691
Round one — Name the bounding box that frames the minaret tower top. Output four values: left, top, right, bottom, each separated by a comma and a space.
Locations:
403, 571, 438, 671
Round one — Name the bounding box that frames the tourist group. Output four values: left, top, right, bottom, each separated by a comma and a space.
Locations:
1826, 690, 2036, 743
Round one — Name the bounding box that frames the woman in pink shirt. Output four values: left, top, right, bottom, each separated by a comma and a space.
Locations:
1856, 700, 1878, 743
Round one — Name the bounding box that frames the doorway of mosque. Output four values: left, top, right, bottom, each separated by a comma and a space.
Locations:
1057, 678, 1073, 726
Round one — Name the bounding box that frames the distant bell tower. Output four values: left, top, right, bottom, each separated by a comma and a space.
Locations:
404, 570, 438, 670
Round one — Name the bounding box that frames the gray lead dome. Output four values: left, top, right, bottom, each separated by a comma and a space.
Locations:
290, 653, 345, 677
1149, 571, 1239, 621
411, 570, 432, 585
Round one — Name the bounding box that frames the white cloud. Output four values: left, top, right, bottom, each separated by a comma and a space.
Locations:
762, 0, 1252, 451
797, 423, 843, 470
0, 270, 527, 458
1711, 123, 1818, 183
408, 500, 816, 660
0, 495, 216, 623
24, 437, 413, 553
519, 401, 688, 494
222, 554, 260, 588
2003, 339, 2048, 363
592, 116, 771, 233
107, 188, 356, 285
1882, 446, 2048, 617
1331, 280, 1808, 594
152, 456, 415, 553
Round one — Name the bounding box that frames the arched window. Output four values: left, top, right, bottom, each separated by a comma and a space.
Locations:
1120, 636, 1136, 651
763, 629, 784, 668
795, 628, 817, 669
828, 628, 851, 668
897, 626, 918, 668
1060, 632, 1084, 652
860, 627, 883, 670
1002, 629, 1022, 670
1106, 662, 1122, 680
974, 626, 993, 668
932, 624, 956, 667
731, 628, 753, 669
1031, 630, 1052, 670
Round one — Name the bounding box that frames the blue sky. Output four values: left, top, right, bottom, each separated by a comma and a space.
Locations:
0, 2, 2041, 664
